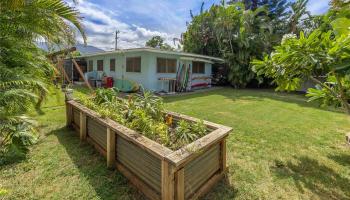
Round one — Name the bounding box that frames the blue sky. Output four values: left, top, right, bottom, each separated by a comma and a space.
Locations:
73, 0, 330, 50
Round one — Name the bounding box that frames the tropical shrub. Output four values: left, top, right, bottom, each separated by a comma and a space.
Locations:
182, 1, 313, 88
77, 89, 208, 150
0, 0, 86, 157
252, 30, 350, 114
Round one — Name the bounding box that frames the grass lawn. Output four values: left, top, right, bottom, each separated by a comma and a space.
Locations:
1, 88, 350, 199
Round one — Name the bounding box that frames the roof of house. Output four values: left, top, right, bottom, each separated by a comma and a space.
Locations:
38, 43, 105, 55
76, 47, 224, 63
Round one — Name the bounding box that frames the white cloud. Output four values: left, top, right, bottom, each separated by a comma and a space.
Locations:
72, 0, 177, 50
71, 0, 331, 51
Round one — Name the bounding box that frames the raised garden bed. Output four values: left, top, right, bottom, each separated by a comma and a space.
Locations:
65, 93, 232, 200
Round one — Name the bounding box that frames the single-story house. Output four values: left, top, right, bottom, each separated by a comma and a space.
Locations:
68, 48, 224, 93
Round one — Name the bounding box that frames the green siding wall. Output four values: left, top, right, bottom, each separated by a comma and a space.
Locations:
83, 51, 212, 92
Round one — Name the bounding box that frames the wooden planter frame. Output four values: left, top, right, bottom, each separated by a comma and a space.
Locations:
66, 98, 232, 200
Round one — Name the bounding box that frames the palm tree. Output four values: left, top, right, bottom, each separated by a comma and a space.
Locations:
289, 0, 311, 34
0, 0, 86, 155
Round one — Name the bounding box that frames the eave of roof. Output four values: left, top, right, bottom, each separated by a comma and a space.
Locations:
75, 47, 224, 63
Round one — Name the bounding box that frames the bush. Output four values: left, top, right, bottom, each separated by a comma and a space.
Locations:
77, 89, 208, 150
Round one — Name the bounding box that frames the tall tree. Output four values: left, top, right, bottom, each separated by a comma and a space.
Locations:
146, 36, 164, 48
145, 36, 174, 50
183, 3, 272, 87
289, 0, 311, 34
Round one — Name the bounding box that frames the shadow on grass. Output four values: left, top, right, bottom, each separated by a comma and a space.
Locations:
53, 127, 147, 200
0, 151, 27, 167
201, 175, 237, 200
272, 156, 350, 200
328, 153, 350, 167
163, 88, 343, 114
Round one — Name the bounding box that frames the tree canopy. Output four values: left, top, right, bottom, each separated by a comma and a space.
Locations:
252, 0, 350, 114
145, 36, 174, 50
182, 1, 310, 87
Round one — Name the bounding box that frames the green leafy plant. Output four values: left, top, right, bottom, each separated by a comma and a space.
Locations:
77, 89, 208, 150
252, 30, 350, 114
191, 120, 207, 137
0, 0, 86, 157
94, 88, 119, 105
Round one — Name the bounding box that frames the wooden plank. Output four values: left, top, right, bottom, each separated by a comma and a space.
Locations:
80, 112, 87, 141
189, 172, 224, 200
66, 103, 73, 127
168, 165, 175, 200
68, 101, 173, 159
116, 162, 161, 200
165, 111, 231, 131
220, 140, 227, 172
176, 168, 185, 200
71, 58, 92, 90
107, 128, 116, 168
57, 58, 71, 84
166, 131, 230, 168
161, 160, 170, 200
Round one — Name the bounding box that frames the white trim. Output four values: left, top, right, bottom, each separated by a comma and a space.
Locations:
77, 48, 224, 63
179, 57, 214, 64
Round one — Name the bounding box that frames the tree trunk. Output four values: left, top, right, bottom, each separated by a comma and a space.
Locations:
309, 75, 350, 115
335, 75, 350, 115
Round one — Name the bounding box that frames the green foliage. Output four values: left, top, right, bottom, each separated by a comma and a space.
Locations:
252, 29, 350, 113
172, 119, 207, 149
134, 90, 164, 121
0, 0, 85, 155
289, 0, 311, 34
174, 120, 195, 146
77, 89, 208, 150
183, 2, 294, 87
145, 36, 174, 50
94, 88, 119, 105
0, 116, 38, 156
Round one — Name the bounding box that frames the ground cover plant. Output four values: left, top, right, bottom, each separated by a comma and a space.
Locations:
76, 88, 208, 150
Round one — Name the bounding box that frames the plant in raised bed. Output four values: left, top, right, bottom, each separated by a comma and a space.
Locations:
76, 88, 208, 150
67, 88, 232, 200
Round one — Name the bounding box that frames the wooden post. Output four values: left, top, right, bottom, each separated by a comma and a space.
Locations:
72, 58, 93, 91
220, 140, 227, 172
57, 58, 71, 84
65, 89, 73, 127
107, 128, 116, 168
66, 104, 73, 127
176, 168, 185, 200
162, 160, 175, 200
80, 112, 87, 141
